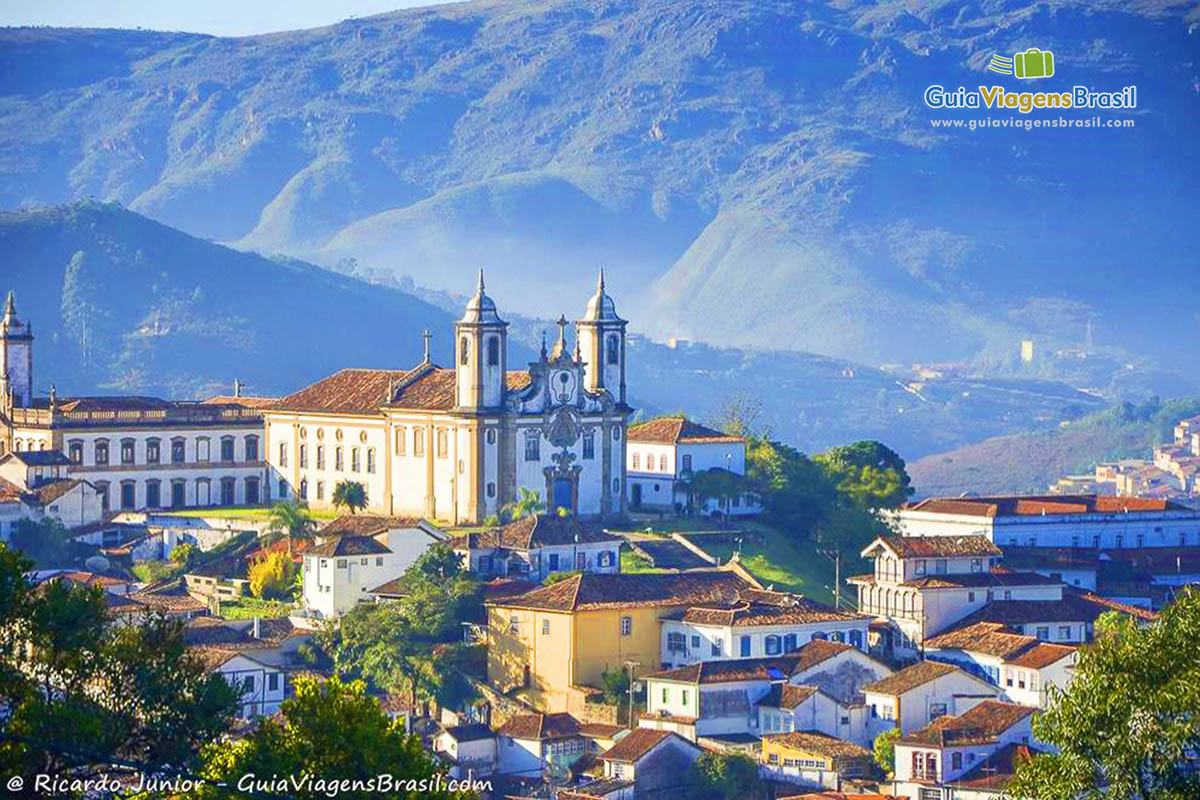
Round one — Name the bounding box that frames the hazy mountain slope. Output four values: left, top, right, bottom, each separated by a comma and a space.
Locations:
0, 202, 455, 398
909, 397, 1200, 496
0, 1, 1196, 372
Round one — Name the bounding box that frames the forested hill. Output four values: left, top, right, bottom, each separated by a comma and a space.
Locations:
0, 1, 1197, 375
0, 202, 454, 398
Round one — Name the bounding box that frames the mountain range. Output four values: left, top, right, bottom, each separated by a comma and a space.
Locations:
1, 0, 1197, 377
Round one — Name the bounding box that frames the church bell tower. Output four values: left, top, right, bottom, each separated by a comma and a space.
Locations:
576, 270, 626, 405
0, 291, 33, 409
455, 271, 508, 410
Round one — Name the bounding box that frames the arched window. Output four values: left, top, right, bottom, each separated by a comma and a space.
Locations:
460, 336, 470, 365
299, 479, 308, 500
632, 453, 640, 470
366, 447, 376, 474
487, 336, 500, 366
783, 633, 797, 653
765, 635, 781, 655
606, 333, 619, 364
659, 455, 668, 471
244, 434, 259, 461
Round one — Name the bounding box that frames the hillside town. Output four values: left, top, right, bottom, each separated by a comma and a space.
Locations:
1, 282, 1196, 800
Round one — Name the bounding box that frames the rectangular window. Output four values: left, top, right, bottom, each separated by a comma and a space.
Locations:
971, 558, 982, 573
740, 635, 751, 657
413, 428, 425, 457
681, 454, 692, 471
121, 440, 135, 465
915, 560, 926, 576
1037, 626, 1050, 640
509, 615, 519, 633
935, 559, 947, 574
146, 439, 160, 464
245, 436, 259, 461
712, 638, 722, 657
299, 444, 308, 468
661, 687, 669, 704
620, 616, 632, 636
681, 689, 690, 706
583, 430, 595, 460
221, 437, 235, 462
316, 445, 325, 469
1058, 625, 1071, 640
542, 619, 550, 635
335, 447, 344, 471
268, 673, 279, 692
68, 441, 83, 464
95, 441, 109, 465
367, 448, 376, 473
524, 432, 540, 461
395, 427, 406, 456
436, 430, 448, 459
351, 447, 361, 472
193, 438, 206, 463
278, 442, 288, 467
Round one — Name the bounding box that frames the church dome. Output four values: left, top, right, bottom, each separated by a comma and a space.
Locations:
460, 270, 504, 325
582, 269, 622, 322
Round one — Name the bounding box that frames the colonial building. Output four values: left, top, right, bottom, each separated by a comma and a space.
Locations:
263, 272, 630, 525
1, 292, 273, 513
450, 513, 623, 581
626, 416, 758, 516
891, 494, 1200, 549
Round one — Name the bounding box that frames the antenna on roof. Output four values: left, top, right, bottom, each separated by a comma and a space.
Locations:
421, 329, 432, 364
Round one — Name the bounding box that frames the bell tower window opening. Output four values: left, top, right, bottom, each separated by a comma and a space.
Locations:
487, 336, 500, 366
460, 337, 470, 365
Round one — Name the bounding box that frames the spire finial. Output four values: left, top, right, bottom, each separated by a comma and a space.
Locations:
476, 269, 485, 295
597, 268, 605, 293
2, 291, 13, 320
540, 330, 548, 360
421, 329, 432, 363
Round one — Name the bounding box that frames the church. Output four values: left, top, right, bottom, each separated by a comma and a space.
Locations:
263, 272, 631, 524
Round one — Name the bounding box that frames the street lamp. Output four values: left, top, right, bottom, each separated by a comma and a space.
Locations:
623, 660, 641, 729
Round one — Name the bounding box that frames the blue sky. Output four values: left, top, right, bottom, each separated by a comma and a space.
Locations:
0, 1, 450, 36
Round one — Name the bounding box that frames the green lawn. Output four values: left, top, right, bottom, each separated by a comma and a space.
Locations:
217, 597, 296, 620
695, 528, 841, 605
620, 547, 671, 575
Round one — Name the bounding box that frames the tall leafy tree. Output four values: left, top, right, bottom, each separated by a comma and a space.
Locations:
264, 499, 317, 557
743, 437, 834, 537
332, 480, 369, 515
194, 676, 469, 799
815, 440, 914, 508
0, 544, 237, 782
686, 751, 768, 800
1010, 592, 1200, 799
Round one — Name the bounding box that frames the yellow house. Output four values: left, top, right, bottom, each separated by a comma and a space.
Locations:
760, 731, 874, 785
487, 569, 758, 714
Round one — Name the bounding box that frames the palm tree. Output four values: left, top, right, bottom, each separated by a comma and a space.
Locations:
332, 480, 369, 515
264, 500, 316, 558
501, 487, 544, 522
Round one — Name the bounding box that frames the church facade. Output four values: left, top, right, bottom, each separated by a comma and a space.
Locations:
262, 272, 631, 524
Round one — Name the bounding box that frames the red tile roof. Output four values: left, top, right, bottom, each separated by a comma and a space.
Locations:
274, 367, 419, 414
1006, 642, 1077, 669
867, 535, 1002, 559
648, 654, 809, 685
924, 622, 1041, 660
496, 712, 581, 740
946, 742, 1041, 790
489, 570, 751, 612
759, 684, 819, 710
451, 514, 623, 551
320, 515, 430, 537
628, 416, 743, 444
201, 395, 279, 409
763, 731, 872, 760
900, 700, 1035, 747
307, 535, 391, 558
863, 661, 960, 696
904, 494, 1190, 518
600, 727, 676, 763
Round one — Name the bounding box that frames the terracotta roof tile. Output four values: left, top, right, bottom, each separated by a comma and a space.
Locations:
275, 367, 417, 414
904, 494, 1189, 518
628, 416, 743, 444
648, 654, 808, 685
451, 514, 623, 551
201, 395, 279, 409
1006, 642, 1077, 669
307, 535, 391, 558
496, 712, 581, 740
490, 570, 751, 612
946, 742, 1041, 790
320, 515, 430, 537
759, 684, 819, 710
863, 661, 959, 696
667, 591, 860, 627
924, 622, 1039, 660
763, 731, 872, 760
868, 535, 1002, 559
600, 728, 675, 763
900, 700, 1035, 747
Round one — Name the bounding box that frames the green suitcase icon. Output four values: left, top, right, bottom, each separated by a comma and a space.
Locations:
1014, 48, 1054, 79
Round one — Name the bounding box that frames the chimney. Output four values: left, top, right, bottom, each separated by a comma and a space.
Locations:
252, 615, 261, 639
233, 378, 242, 398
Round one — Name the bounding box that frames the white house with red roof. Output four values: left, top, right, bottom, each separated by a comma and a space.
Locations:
892, 700, 1040, 800
626, 415, 758, 516
862, 661, 1002, 740
262, 272, 630, 525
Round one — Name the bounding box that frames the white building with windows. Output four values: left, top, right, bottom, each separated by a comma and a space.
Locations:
0, 294, 273, 513
626, 416, 758, 516
0, 450, 105, 539
301, 533, 420, 619
450, 513, 622, 581
263, 272, 630, 525
923, 622, 1077, 708
862, 661, 1002, 741
658, 588, 869, 668
892, 495, 1200, 550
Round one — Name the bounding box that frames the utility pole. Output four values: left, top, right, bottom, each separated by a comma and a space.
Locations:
817, 546, 842, 609
624, 660, 640, 729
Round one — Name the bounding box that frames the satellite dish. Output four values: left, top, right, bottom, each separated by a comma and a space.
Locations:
84, 555, 110, 573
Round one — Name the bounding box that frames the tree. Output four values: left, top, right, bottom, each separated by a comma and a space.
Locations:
874, 725, 901, 775
743, 437, 834, 538
690, 468, 747, 521
501, 487, 544, 522
714, 391, 768, 438
1009, 591, 1200, 799
9, 517, 74, 567
249, 552, 294, 600
687, 751, 768, 800
332, 480, 369, 515
264, 499, 316, 557
170, 542, 198, 567
815, 440, 914, 509
0, 544, 237, 782
193, 676, 466, 799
